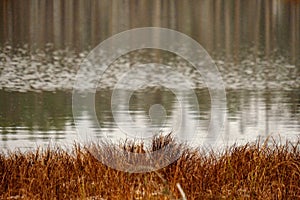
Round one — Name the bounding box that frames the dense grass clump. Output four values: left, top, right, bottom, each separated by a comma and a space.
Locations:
0, 135, 299, 199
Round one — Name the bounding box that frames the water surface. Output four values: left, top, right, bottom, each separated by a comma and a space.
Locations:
0, 0, 299, 150
0, 89, 299, 150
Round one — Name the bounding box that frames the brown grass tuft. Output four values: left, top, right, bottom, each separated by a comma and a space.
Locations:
0, 135, 299, 199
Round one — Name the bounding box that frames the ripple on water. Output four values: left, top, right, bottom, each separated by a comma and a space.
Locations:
0, 45, 299, 92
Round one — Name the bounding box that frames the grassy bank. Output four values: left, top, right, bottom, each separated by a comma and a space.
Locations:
0, 135, 299, 199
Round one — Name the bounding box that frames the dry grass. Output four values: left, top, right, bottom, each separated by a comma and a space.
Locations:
0, 135, 299, 199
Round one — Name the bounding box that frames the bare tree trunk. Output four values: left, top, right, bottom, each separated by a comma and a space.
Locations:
53, 1, 62, 49
64, 0, 74, 48
234, 0, 240, 63
224, 0, 231, 60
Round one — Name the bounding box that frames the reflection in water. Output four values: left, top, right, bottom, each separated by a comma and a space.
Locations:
0, 1, 299, 150
0, 91, 77, 149
0, 89, 299, 150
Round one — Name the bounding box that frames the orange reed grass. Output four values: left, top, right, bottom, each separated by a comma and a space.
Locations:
0, 135, 299, 199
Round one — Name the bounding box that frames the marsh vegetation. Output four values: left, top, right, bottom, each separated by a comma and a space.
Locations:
0, 135, 299, 199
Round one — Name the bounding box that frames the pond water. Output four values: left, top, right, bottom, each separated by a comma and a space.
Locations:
0, 0, 299, 150
0, 89, 299, 150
